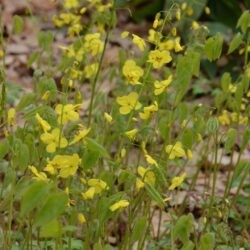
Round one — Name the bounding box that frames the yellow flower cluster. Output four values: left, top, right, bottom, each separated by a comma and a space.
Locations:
136, 166, 155, 190
82, 179, 108, 200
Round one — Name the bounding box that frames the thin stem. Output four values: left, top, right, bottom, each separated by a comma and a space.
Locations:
207, 132, 219, 228
88, 1, 116, 127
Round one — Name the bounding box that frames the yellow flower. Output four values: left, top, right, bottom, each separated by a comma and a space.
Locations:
176, 9, 181, 20
125, 128, 138, 140
82, 187, 95, 200
109, 200, 129, 212
159, 40, 175, 51
218, 110, 230, 125
147, 50, 172, 69
165, 141, 186, 160
46, 153, 81, 178
82, 179, 108, 200
148, 29, 161, 45
187, 7, 193, 16
229, 84, 236, 93
122, 60, 144, 85
69, 128, 91, 145
36, 113, 51, 132
116, 92, 142, 115
7, 108, 16, 126
0, 49, 4, 58
41, 91, 50, 101
205, 6, 210, 15
139, 101, 158, 120
136, 178, 145, 190
84, 33, 104, 56
192, 21, 200, 30
138, 166, 155, 184
186, 149, 193, 160
169, 173, 186, 190
104, 112, 113, 123
64, 0, 79, 9
40, 128, 68, 153
121, 148, 126, 158
78, 213, 86, 224
121, 31, 129, 38
171, 27, 177, 36
145, 154, 158, 166
153, 13, 162, 29
132, 34, 146, 51
28, 165, 48, 182
181, 3, 187, 10
88, 179, 108, 194
84, 63, 98, 79
154, 75, 173, 95
174, 37, 183, 52
55, 104, 80, 124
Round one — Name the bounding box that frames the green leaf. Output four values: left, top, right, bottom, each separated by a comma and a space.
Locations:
131, 216, 147, 243
220, 72, 231, 92
206, 117, 219, 134
0, 139, 9, 159
85, 138, 109, 158
237, 10, 250, 33
38, 31, 54, 51
40, 219, 62, 238
173, 214, 194, 244
13, 15, 24, 34
200, 232, 215, 250
181, 240, 195, 250
145, 184, 164, 207
34, 192, 68, 226
224, 128, 237, 153
182, 129, 195, 149
204, 33, 223, 61
28, 52, 39, 67
38, 77, 57, 101
241, 128, 250, 150
174, 52, 194, 105
16, 93, 36, 111
12, 139, 30, 170
20, 181, 51, 217
83, 150, 100, 170
228, 33, 243, 54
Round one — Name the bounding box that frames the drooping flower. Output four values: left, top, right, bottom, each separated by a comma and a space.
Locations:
154, 75, 173, 95
45, 153, 81, 178
169, 173, 186, 190
147, 50, 172, 69
132, 34, 146, 51
165, 141, 186, 160
36, 113, 51, 132
28, 165, 48, 182
116, 92, 142, 115
109, 200, 129, 212
104, 112, 113, 123
122, 60, 144, 85
64, 0, 79, 9
7, 108, 16, 127
137, 166, 155, 186
55, 104, 80, 124
139, 101, 158, 120
69, 128, 91, 145
145, 154, 158, 166
125, 128, 138, 140
40, 128, 68, 153
82, 178, 108, 200
78, 213, 86, 224
84, 33, 104, 56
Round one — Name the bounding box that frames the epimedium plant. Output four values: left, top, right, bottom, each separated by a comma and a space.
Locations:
0, 0, 250, 249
